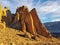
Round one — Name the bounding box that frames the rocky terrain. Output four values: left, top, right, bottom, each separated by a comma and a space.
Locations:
0, 5, 60, 45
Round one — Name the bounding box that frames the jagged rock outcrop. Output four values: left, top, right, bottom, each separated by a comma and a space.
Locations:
0, 5, 52, 38
11, 10, 22, 30
2, 7, 13, 26
14, 6, 37, 36
6, 10, 12, 26
12, 6, 52, 38
0, 6, 13, 29
30, 8, 51, 38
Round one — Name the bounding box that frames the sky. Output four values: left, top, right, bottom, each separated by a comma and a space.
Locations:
0, 0, 60, 23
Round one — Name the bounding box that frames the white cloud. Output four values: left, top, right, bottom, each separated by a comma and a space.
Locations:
37, 0, 60, 22
51, 14, 60, 18
52, 19, 60, 22
0, 0, 60, 23
12, 0, 34, 9
0, 0, 11, 7
39, 1, 60, 14
0, 0, 41, 14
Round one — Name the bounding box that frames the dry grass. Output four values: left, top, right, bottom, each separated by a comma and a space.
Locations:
0, 27, 60, 45
0, 22, 6, 30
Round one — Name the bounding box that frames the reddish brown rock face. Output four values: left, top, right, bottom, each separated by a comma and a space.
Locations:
15, 6, 51, 38
30, 8, 51, 38
16, 6, 36, 35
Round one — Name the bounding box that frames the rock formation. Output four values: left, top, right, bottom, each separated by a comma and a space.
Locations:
0, 5, 52, 38
12, 6, 51, 38
30, 8, 51, 38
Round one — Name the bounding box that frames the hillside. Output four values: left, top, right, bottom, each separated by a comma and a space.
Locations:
0, 27, 60, 45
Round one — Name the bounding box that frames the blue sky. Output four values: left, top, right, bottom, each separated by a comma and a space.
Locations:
0, 0, 60, 23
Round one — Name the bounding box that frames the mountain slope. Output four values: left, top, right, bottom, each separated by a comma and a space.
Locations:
44, 21, 60, 37
44, 21, 60, 33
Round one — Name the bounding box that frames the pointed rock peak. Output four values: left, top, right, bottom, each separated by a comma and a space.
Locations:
22, 5, 30, 12
31, 8, 36, 10
16, 5, 30, 13
30, 8, 37, 12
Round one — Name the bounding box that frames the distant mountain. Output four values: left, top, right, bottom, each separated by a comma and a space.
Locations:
44, 21, 60, 37
44, 21, 60, 33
